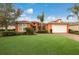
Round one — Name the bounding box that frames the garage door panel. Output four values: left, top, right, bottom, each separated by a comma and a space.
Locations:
52, 25, 67, 33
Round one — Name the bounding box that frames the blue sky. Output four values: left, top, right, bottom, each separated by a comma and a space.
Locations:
14, 3, 78, 22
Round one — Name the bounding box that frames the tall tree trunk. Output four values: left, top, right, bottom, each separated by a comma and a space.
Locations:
4, 4, 8, 32
4, 19, 8, 31
41, 22, 43, 31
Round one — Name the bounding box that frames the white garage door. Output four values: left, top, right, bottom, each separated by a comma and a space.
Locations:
52, 25, 67, 33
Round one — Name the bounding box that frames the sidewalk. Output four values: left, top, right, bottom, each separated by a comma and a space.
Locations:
57, 33, 79, 41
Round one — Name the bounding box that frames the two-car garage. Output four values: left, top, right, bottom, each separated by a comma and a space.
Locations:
52, 24, 68, 33
46, 23, 69, 33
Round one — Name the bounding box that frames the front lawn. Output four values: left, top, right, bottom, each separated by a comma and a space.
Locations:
0, 34, 79, 55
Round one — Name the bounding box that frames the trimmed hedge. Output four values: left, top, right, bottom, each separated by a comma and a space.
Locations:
1, 29, 16, 36
0, 29, 5, 32
1, 28, 35, 36
69, 29, 79, 35
37, 30, 48, 33
16, 32, 25, 35
7, 29, 15, 32
1, 28, 34, 36
0, 29, 15, 32
2, 31, 16, 36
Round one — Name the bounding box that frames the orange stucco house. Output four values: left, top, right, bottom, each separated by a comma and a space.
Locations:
15, 19, 69, 33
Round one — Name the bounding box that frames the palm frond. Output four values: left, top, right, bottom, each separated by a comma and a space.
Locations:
68, 4, 79, 16
67, 15, 74, 20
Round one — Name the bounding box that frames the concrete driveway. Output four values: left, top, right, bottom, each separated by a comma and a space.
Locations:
55, 33, 79, 41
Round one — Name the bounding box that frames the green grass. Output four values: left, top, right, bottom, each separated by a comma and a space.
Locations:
0, 34, 79, 55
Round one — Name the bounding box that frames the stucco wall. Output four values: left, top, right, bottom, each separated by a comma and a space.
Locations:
45, 24, 52, 33
69, 25, 79, 31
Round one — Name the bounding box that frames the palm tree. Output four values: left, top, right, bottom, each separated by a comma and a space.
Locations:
0, 3, 22, 31
68, 4, 79, 31
37, 12, 44, 30
67, 15, 74, 23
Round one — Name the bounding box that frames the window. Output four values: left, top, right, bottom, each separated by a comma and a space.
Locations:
19, 24, 27, 32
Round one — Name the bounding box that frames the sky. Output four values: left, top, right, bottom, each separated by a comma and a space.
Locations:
14, 3, 78, 23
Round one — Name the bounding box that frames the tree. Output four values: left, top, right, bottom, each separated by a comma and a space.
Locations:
68, 4, 79, 31
37, 12, 44, 30
67, 15, 74, 23
0, 3, 22, 31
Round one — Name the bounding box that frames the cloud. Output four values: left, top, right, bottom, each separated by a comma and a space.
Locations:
20, 13, 26, 17
16, 8, 34, 21
45, 16, 72, 23
20, 8, 33, 17
44, 16, 56, 23
16, 17, 29, 21
25, 8, 33, 14
16, 16, 40, 22
58, 16, 77, 22
47, 16, 56, 20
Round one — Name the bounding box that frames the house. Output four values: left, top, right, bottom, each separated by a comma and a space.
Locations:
15, 21, 40, 32
45, 19, 69, 33
0, 23, 15, 30
14, 19, 69, 33
0, 19, 69, 33
69, 22, 79, 31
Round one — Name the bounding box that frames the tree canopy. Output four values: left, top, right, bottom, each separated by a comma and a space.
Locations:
0, 3, 22, 31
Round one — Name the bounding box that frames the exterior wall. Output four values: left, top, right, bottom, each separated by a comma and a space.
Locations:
15, 23, 31, 32
69, 25, 79, 31
15, 22, 39, 32
31, 22, 39, 32
45, 24, 52, 33
36, 23, 39, 32
27, 24, 31, 28
15, 24, 18, 32
67, 24, 69, 33
48, 24, 52, 33
45, 24, 48, 31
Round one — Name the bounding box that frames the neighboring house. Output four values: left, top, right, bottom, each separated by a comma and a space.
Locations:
69, 22, 79, 31
0, 26, 15, 30
0, 24, 15, 30
15, 21, 39, 32
45, 19, 69, 33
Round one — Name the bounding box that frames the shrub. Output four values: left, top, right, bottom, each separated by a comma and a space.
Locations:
69, 29, 79, 35
2, 31, 16, 36
37, 30, 48, 33
25, 28, 34, 35
0, 29, 15, 32
0, 29, 5, 32
16, 32, 25, 35
0, 32, 2, 36
7, 29, 15, 32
